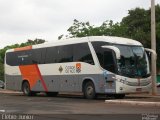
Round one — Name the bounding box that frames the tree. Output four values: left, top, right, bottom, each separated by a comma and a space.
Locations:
120, 8, 151, 47
0, 63, 4, 80
58, 19, 126, 40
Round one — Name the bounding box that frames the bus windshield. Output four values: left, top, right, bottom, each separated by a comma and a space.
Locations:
91, 42, 150, 78
115, 45, 150, 78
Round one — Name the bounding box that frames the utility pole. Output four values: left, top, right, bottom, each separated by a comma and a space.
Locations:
151, 0, 157, 95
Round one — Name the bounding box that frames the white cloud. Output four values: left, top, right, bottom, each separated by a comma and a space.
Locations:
0, 0, 159, 48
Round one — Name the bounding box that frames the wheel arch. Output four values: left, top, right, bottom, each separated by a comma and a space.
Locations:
82, 77, 96, 93
21, 79, 30, 91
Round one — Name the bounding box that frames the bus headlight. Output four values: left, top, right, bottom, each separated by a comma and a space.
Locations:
119, 78, 129, 85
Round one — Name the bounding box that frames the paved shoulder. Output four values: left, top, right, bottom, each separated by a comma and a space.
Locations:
105, 100, 160, 107
105, 94, 160, 107
0, 89, 22, 94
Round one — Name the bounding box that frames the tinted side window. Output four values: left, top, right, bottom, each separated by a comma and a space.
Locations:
58, 45, 73, 63
45, 47, 58, 64
6, 50, 33, 66
73, 43, 94, 65
18, 50, 32, 65
32, 48, 46, 64
6, 52, 19, 66
92, 42, 117, 73
6, 48, 46, 66
104, 50, 116, 73
92, 42, 110, 66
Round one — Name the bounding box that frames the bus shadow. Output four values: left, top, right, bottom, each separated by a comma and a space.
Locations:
10, 92, 108, 101
9, 92, 152, 101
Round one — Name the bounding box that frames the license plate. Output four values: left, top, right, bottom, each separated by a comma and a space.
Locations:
136, 88, 142, 92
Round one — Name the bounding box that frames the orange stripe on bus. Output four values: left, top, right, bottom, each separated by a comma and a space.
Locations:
14, 46, 32, 51
19, 64, 48, 91
34, 65, 48, 91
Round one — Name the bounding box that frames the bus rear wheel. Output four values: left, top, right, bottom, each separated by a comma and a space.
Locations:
22, 81, 35, 96
84, 81, 96, 99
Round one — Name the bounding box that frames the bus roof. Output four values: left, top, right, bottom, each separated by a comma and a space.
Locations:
6, 36, 142, 52
34, 36, 142, 48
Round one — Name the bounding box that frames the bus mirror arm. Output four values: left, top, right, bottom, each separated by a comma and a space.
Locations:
145, 48, 157, 60
101, 46, 121, 59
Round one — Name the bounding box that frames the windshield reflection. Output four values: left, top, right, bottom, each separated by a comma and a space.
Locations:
91, 41, 150, 78
115, 45, 150, 78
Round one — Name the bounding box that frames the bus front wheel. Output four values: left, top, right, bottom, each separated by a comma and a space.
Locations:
22, 81, 35, 96
114, 94, 125, 99
84, 81, 96, 99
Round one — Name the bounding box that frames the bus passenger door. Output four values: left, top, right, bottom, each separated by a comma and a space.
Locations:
103, 50, 116, 93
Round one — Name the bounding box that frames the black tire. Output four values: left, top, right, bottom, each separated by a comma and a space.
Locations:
22, 81, 35, 96
114, 94, 125, 99
84, 81, 96, 99
106, 94, 114, 98
46, 92, 58, 97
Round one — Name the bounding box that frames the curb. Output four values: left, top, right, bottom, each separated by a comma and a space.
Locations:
105, 100, 160, 107
0, 89, 22, 94
127, 95, 160, 98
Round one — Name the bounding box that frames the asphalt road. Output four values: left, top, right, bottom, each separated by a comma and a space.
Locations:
0, 91, 159, 120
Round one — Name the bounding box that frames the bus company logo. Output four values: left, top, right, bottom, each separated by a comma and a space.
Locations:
76, 63, 81, 73
65, 66, 75, 73
59, 66, 63, 73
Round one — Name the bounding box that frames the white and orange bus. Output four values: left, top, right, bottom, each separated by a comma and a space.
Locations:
5, 36, 153, 99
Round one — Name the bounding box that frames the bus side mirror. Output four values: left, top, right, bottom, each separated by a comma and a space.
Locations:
101, 46, 121, 59
145, 48, 157, 61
